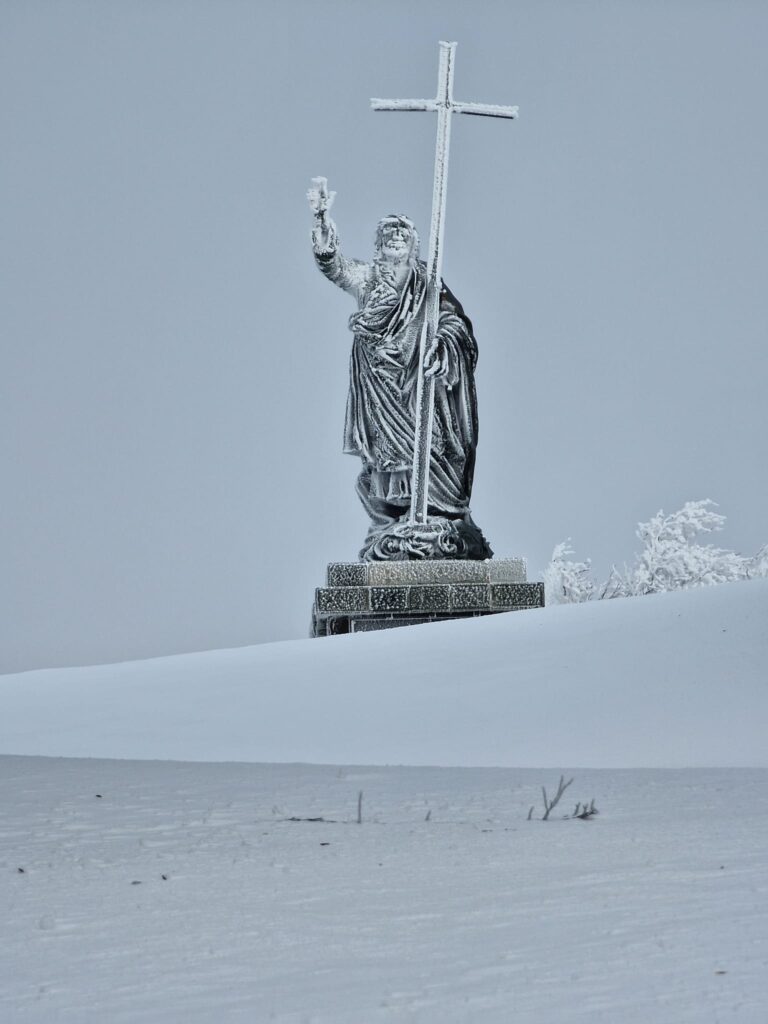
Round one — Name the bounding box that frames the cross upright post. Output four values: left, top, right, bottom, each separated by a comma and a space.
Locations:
371, 41, 518, 526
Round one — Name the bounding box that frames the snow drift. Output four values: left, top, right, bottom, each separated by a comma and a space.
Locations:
1, 579, 766, 768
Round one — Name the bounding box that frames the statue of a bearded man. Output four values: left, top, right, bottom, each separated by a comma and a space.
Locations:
308, 177, 492, 561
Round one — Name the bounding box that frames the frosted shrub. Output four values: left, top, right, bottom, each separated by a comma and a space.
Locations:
748, 544, 768, 580
544, 500, 764, 602
543, 541, 595, 605
620, 500, 749, 596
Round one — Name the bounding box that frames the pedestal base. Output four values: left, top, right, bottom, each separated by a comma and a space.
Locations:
310, 558, 544, 637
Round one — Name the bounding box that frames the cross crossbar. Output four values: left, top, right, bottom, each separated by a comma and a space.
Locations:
371, 100, 518, 119
451, 101, 519, 119
371, 41, 518, 526
370, 99, 439, 112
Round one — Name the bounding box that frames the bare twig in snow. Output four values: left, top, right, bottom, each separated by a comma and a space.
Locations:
527, 778, 598, 821
572, 798, 599, 820
541, 775, 574, 820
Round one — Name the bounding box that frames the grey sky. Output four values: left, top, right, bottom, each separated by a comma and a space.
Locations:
2, 0, 766, 673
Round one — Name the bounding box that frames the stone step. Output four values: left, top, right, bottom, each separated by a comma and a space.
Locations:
315, 581, 543, 616
326, 557, 527, 588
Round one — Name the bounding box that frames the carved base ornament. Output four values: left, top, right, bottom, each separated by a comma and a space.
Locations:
359, 515, 493, 562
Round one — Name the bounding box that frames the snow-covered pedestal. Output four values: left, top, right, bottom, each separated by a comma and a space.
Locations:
311, 558, 543, 636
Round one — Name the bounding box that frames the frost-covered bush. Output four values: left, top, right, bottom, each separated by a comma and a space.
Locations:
544, 500, 766, 603
619, 500, 750, 596
543, 541, 596, 605
748, 544, 768, 580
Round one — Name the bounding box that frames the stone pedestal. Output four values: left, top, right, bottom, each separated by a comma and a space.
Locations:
311, 558, 544, 637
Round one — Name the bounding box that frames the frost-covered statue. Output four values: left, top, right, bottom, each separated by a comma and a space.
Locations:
309, 178, 491, 561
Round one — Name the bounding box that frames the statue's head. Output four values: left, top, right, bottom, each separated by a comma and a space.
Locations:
375, 215, 420, 265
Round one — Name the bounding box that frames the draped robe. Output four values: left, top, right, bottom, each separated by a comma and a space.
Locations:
314, 242, 480, 527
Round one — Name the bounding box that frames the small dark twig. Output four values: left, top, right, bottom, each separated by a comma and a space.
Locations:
572, 798, 599, 820
541, 775, 573, 820
357, 790, 363, 825
527, 778, 598, 821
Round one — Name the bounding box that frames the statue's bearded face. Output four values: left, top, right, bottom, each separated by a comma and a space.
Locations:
380, 223, 412, 263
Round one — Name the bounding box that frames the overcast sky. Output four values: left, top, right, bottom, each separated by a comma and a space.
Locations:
2, 0, 767, 673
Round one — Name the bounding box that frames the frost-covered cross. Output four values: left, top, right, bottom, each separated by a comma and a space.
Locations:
372, 41, 518, 526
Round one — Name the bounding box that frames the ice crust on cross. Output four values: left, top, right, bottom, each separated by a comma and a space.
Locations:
371, 41, 518, 526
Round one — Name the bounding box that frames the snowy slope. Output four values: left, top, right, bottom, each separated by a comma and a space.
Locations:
2, 580, 766, 767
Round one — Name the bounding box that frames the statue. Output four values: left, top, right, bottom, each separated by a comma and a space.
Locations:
309, 178, 492, 561
307, 44, 542, 636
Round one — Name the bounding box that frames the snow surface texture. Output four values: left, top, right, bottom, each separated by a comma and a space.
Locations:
2, 580, 767, 768
2, 756, 767, 1023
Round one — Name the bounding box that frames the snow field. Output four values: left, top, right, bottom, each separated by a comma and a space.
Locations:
2, 579, 767, 1020
2, 756, 767, 1023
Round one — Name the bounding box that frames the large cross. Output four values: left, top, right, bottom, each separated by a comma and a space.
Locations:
371, 41, 518, 526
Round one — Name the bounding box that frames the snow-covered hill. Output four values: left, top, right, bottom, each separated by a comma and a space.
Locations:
2, 579, 766, 767
2, 584, 767, 1022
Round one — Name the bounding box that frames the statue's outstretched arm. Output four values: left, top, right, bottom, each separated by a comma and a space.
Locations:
308, 177, 368, 295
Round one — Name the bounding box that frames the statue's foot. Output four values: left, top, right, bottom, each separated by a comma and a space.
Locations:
359, 515, 493, 562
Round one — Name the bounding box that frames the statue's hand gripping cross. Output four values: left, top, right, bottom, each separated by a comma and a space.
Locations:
371, 41, 518, 527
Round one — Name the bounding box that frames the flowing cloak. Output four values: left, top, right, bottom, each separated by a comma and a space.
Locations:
314, 243, 480, 518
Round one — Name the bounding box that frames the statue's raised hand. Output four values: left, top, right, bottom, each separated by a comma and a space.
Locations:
307, 176, 335, 217
308, 176, 337, 238
307, 177, 337, 251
